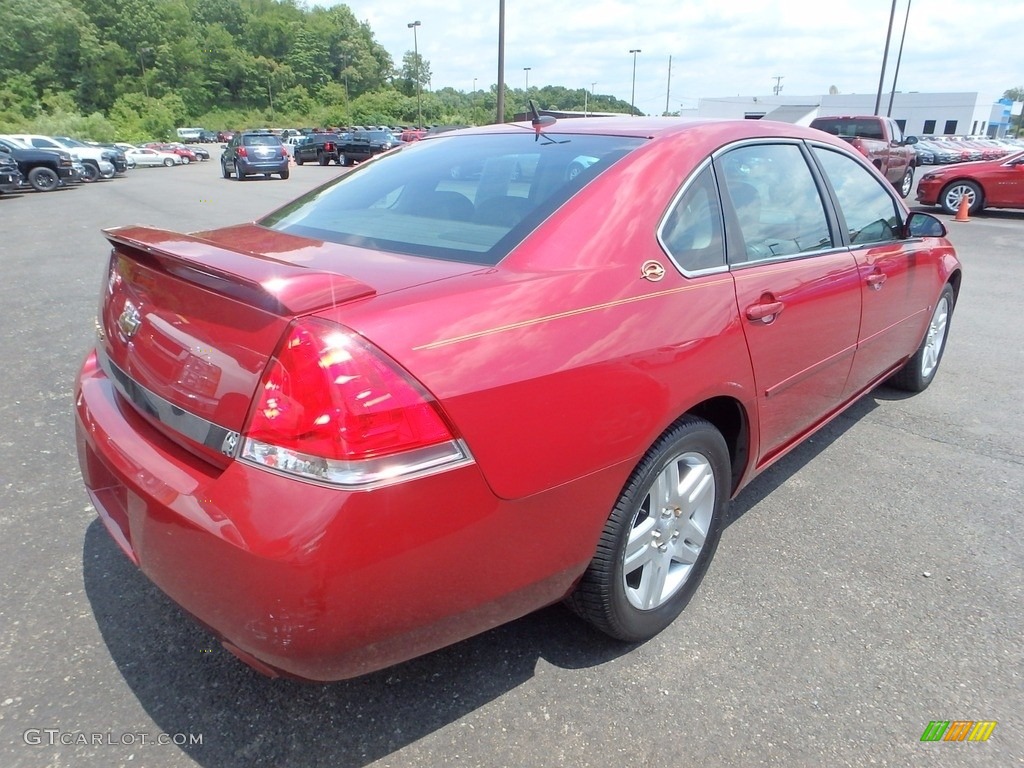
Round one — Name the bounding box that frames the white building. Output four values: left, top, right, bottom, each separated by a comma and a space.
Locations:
695, 92, 1014, 137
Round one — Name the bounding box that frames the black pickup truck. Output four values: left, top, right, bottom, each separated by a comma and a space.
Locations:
293, 134, 343, 166
338, 130, 397, 165
0, 137, 78, 192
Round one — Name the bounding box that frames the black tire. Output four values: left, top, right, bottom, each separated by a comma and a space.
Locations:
887, 283, 955, 392
28, 166, 59, 192
80, 162, 100, 182
221, 161, 230, 178
234, 163, 245, 181
181, 156, 190, 165
164, 158, 175, 167
318, 152, 329, 166
566, 416, 730, 642
899, 166, 914, 198
280, 169, 289, 180
939, 180, 983, 216
295, 155, 304, 166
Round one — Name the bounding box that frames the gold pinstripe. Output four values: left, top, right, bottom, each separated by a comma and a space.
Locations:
413, 277, 734, 351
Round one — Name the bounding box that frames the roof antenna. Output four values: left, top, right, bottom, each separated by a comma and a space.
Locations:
529, 100, 556, 141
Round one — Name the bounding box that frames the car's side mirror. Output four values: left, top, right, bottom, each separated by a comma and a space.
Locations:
904, 135, 919, 146
904, 211, 947, 238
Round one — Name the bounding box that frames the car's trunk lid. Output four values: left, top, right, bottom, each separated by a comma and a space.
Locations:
97, 224, 478, 466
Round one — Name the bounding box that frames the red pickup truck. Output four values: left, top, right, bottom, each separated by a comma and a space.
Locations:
809, 115, 919, 198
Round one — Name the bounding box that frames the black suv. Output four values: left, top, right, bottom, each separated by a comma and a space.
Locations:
294, 134, 343, 166
221, 131, 289, 181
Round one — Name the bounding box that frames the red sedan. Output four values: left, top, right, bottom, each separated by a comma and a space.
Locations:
916, 150, 1024, 215
145, 142, 197, 164
75, 117, 961, 681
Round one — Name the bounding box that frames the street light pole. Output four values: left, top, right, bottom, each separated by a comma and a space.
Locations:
408, 20, 422, 127
629, 49, 641, 116
524, 67, 531, 115
496, 0, 505, 123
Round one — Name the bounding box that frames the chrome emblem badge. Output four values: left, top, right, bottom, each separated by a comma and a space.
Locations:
220, 431, 240, 457
640, 260, 666, 282
117, 300, 142, 339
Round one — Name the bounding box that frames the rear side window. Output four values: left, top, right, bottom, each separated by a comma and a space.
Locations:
261, 133, 643, 265
813, 147, 901, 245
658, 165, 726, 273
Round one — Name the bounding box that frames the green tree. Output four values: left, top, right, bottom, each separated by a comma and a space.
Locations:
397, 51, 431, 97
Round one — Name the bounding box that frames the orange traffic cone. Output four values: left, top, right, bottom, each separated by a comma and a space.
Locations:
954, 196, 970, 222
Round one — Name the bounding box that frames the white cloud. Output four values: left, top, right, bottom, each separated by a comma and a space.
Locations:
327, 0, 1024, 109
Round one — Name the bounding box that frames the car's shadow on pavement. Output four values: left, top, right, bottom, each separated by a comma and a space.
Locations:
83, 389, 887, 768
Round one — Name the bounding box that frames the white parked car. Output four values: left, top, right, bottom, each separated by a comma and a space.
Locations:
124, 147, 182, 168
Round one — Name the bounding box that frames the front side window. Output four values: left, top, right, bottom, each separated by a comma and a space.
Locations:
717, 143, 833, 263
812, 147, 901, 246
261, 132, 642, 265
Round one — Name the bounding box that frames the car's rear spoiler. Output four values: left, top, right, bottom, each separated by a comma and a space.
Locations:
103, 225, 376, 316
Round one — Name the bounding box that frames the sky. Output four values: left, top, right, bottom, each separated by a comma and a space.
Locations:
324, 0, 1024, 112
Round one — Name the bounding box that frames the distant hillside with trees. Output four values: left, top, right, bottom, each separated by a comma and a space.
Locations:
0, 0, 633, 140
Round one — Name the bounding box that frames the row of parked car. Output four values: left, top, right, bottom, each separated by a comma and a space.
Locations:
914, 136, 1023, 165
0, 133, 216, 196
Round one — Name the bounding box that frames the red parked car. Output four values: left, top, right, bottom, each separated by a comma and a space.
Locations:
916, 150, 1024, 215
145, 142, 197, 164
75, 117, 961, 682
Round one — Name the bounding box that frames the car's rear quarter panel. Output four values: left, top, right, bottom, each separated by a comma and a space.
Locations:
330, 134, 760, 503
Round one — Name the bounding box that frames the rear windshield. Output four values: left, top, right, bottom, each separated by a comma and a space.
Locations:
260, 132, 642, 265
243, 135, 281, 146
812, 118, 884, 140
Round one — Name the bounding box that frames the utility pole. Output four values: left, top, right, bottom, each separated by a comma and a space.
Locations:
886, 0, 912, 117
874, 0, 898, 115
772, 75, 784, 96
665, 55, 672, 116
629, 49, 641, 116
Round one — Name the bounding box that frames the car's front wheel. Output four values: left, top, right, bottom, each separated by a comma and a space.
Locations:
164, 158, 175, 167
939, 180, 982, 215
27, 167, 60, 192
887, 283, 955, 392
566, 416, 730, 642
80, 162, 99, 182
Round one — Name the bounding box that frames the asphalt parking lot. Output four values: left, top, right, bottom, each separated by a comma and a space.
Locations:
0, 158, 1021, 768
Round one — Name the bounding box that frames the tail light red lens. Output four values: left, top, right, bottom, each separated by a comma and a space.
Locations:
237, 147, 248, 157
241, 319, 470, 487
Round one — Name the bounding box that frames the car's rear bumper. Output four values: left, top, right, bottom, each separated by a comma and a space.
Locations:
236, 158, 289, 175
75, 350, 592, 681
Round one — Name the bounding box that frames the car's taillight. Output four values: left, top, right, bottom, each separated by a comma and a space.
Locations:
237, 147, 247, 157
241, 319, 471, 488
324, 142, 335, 152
